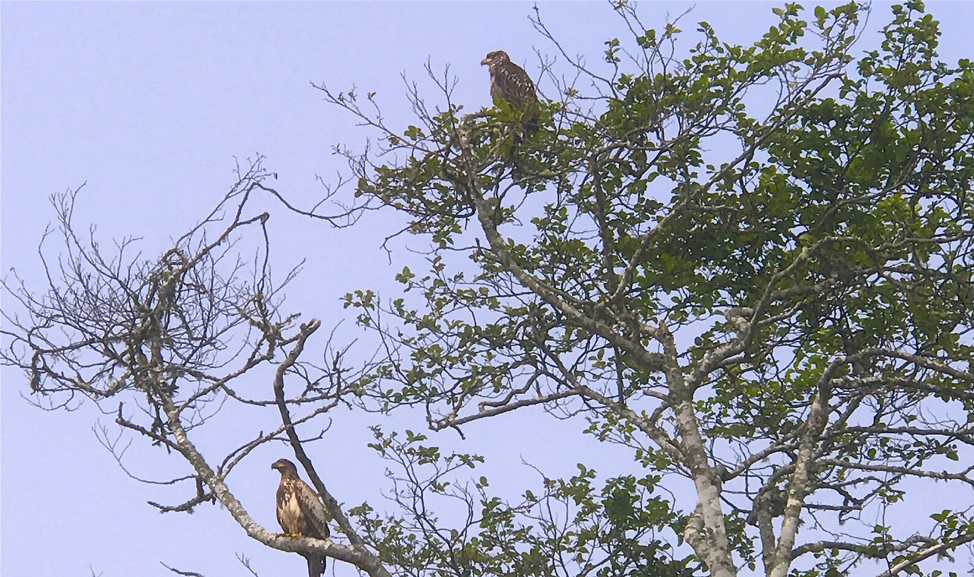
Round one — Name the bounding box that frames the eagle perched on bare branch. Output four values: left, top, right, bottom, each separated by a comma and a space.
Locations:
272, 458, 330, 577
482, 50, 539, 133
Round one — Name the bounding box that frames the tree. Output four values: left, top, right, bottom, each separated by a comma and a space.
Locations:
3, 2, 974, 577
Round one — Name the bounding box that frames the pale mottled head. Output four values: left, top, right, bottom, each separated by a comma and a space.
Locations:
481, 50, 511, 68
271, 458, 299, 478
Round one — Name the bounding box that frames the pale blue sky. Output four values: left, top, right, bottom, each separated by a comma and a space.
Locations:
3, 3, 973, 577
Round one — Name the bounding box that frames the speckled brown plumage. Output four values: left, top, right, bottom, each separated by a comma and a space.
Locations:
272, 458, 329, 577
482, 50, 538, 108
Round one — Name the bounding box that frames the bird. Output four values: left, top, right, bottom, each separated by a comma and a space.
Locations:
482, 50, 538, 107
481, 50, 539, 133
272, 458, 330, 577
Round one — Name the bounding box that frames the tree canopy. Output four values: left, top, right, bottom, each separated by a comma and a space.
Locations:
3, 2, 974, 577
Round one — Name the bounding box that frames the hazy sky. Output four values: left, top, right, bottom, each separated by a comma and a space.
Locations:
3, 3, 973, 577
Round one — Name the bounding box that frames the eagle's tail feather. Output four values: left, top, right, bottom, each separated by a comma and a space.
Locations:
306, 554, 326, 577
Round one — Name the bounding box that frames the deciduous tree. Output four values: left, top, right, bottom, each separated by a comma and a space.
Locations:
4, 2, 974, 577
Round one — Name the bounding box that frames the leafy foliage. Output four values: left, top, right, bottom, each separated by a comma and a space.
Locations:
4, 2, 974, 577
332, 1, 974, 576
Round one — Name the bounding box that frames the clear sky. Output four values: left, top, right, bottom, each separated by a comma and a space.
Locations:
3, 3, 973, 577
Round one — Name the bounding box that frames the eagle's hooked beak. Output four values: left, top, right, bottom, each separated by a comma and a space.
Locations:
481, 57, 490, 66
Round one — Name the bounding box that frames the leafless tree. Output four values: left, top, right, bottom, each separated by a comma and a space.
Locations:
1, 158, 391, 577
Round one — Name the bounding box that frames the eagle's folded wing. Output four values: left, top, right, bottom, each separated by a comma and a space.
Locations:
294, 479, 331, 539
492, 61, 538, 107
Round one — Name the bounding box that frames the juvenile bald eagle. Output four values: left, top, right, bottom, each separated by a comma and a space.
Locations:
272, 458, 330, 577
482, 50, 539, 133
482, 50, 538, 107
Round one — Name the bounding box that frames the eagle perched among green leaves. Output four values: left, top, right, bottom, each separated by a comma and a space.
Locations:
272, 458, 330, 577
482, 50, 539, 133
482, 50, 538, 107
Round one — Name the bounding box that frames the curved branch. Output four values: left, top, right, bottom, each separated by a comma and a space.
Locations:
271, 318, 393, 577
